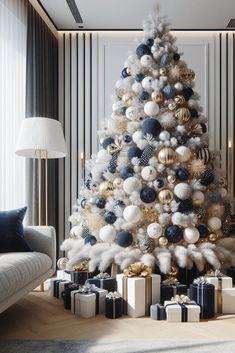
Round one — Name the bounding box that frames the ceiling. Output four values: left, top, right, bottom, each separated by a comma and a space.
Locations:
38, 0, 235, 30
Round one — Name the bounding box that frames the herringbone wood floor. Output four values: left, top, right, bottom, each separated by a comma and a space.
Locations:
0, 290, 235, 340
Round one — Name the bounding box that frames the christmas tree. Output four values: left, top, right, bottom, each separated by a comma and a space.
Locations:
61, 15, 235, 275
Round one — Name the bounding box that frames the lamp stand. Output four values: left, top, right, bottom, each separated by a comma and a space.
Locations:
36, 149, 48, 226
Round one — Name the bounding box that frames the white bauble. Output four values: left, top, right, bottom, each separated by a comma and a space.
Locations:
159, 130, 170, 141
123, 177, 142, 194
192, 191, 205, 206
140, 54, 153, 68
144, 101, 159, 116
132, 130, 143, 144
219, 187, 227, 198
174, 82, 183, 91
174, 183, 192, 200
99, 225, 116, 243
115, 79, 123, 90
132, 82, 142, 93
208, 217, 222, 231
147, 223, 162, 239
126, 106, 140, 121
141, 166, 157, 181
175, 146, 191, 162
123, 205, 141, 223
152, 69, 159, 78
188, 99, 199, 110
183, 226, 200, 244
142, 76, 154, 91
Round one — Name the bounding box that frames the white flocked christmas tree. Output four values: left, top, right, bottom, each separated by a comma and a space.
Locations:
61, 14, 235, 275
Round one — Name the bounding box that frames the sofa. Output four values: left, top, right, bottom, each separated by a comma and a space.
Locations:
0, 226, 56, 313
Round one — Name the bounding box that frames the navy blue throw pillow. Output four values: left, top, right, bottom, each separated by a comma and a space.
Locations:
0, 207, 32, 252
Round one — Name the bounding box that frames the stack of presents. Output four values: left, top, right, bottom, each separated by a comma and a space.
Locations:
50, 262, 235, 322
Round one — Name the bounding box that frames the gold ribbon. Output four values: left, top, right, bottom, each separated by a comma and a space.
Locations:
107, 138, 123, 155
162, 277, 179, 286
123, 276, 128, 315
206, 269, 225, 277
123, 262, 152, 278
72, 260, 88, 272
217, 277, 222, 314
170, 294, 191, 304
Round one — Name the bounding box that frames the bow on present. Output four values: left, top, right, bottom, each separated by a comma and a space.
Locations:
72, 260, 88, 272
94, 272, 111, 279
78, 283, 96, 293
170, 294, 191, 304
107, 137, 123, 155
206, 269, 225, 278
123, 262, 152, 278
193, 276, 209, 285
162, 277, 179, 286
106, 291, 121, 299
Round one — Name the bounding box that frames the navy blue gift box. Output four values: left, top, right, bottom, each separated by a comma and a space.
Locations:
62, 283, 81, 309
226, 267, 235, 285
53, 279, 66, 298
189, 282, 215, 319
105, 296, 123, 319
161, 284, 187, 304
150, 304, 166, 320
64, 270, 91, 285
87, 277, 116, 292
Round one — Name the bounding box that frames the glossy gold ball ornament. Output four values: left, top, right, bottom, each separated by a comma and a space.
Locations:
166, 265, 179, 278
174, 95, 185, 105
160, 68, 167, 76
99, 181, 114, 197
158, 236, 168, 246
158, 188, 174, 205
152, 91, 164, 104
179, 67, 195, 81
158, 147, 176, 165
175, 107, 191, 123
208, 203, 225, 218
168, 101, 177, 111
208, 233, 218, 242
113, 177, 123, 189
167, 175, 176, 183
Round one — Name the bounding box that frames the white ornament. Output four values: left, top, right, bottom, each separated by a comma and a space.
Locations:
147, 223, 162, 239
115, 79, 123, 90
183, 226, 200, 244
174, 183, 192, 200
175, 146, 191, 162
152, 69, 159, 78
140, 54, 153, 68
144, 101, 159, 116
123, 177, 142, 194
132, 130, 143, 144
132, 82, 142, 93
141, 166, 157, 181
123, 205, 141, 223
192, 191, 205, 205
126, 106, 140, 121
159, 130, 170, 141
208, 217, 222, 231
174, 82, 183, 91
142, 76, 154, 91
219, 188, 227, 198
99, 225, 116, 243
188, 99, 199, 109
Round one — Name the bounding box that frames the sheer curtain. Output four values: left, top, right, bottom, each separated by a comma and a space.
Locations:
0, 0, 27, 210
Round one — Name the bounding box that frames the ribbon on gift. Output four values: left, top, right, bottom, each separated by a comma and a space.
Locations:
123, 262, 152, 278
206, 271, 224, 313
74, 284, 100, 315
162, 277, 179, 286
93, 273, 111, 279
72, 260, 89, 272
165, 295, 196, 322
206, 269, 225, 278
107, 137, 123, 155
193, 276, 209, 285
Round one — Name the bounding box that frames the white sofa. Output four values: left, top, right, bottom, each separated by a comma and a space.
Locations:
0, 226, 56, 313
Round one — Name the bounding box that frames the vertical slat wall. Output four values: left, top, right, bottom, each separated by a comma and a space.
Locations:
58, 31, 234, 253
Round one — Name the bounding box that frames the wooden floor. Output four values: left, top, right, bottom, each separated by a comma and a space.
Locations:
1, 290, 235, 340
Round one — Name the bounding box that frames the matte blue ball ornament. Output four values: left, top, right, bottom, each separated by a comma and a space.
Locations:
182, 87, 194, 101
108, 165, 116, 173
115, 200, 125, 207
162, 84, 175, 99
178, 199, 193, 213
165, 225, 183, 243
197, 224, 209, 238
177, 135, 187, 145
140, 91, 150, 101
173, 53, 180, 61
123, 134, 132, 143
210, 190, 222, 203
140, 187, 157, 203
160, 53, 172, 67
96, 198, 106, 209
116, 231, 133, 247
142, 118, 161, 138
120, 106, 127, 116
136, 44, 151, 58
176, 167, 189, 181
127, 146, 142, 160
104, 211, 117, 224
146, 38, 154, 47
122, 67, 130, 78
84, 235, 97, 245
120, 166, 134, 179
102, 137, 115, 149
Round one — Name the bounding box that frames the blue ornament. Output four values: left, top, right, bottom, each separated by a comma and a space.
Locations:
108, 165, 116, 173
102, 137, 115, 149
140, 187, 157, 203
120, 106, 127, 116
139, 91, 150, 101
81, 198, 86, 209
122, 68, 130, 78
123, 134, 132, 143
155, 179, 164, 189
127, 146, 142, 160
210, 190, 222, 203
146, 38, 154, 47
135, 73, 145, 82
190, 109, 198, 118
177, 135, 187, 145
84, 235, 97, 245
200, 170, 214, 186
136, 44, 151, 58
182, 87, 194, 101
162, 84, 175, 99
201, 122, 207, 133
104, 211, 117, 224
142, 118, 161, 138
160, 53, 171, 67
115, 200, 125, 207
176, 167, 189, 181
96, 198, 106, 209
165, 225, 183, 243
173, 53, 180, 61
116, 231, 133, 247
178, 199, 193, 214
197, 225, 209, 238
120, 166, 134, 179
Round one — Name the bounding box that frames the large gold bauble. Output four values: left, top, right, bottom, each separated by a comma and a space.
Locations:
113, 177, 123, 189
208, 203, 225, 218
179, 67, 195, 81
158, 188, 174, 205
208, 233, 218, 242
166, 264, 179, 278
152, 91, 164, 104
167, 175, 176, 183
99, 181, 114, 197
160, 68, 167, 76
158, 147, 176, 165
122, 92, 134, 106
174, 95, 185, 105
158, 236, 168, 246
175, 107, 191, 123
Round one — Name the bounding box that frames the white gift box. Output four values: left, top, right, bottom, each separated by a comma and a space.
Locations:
50, 278, 67, 297
206, 276, 232, 290
213, 287, 235, 314
56, 270, 71, 281
58, 280, 73, 299
164, 300, 200, 322
71, 287, 107, 318
116, 274, 161, 318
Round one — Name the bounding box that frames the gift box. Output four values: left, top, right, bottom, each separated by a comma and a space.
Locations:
190, 278, 215, 319
56, 270, 71, 281
164, 296, 200, 322
61, 283, 80, 309
105, 292, 123, 319
219, 288, 235, 314
71, 284, 107, 318
86, 273, 116, 292
116, 264, 161, 318
50, 279, 67, 298
150, 304, 166, 320
226, 267, 235, 285
64, 270, 91, 285
205, 270, 233, 290
160, 278, 187, 304
58, 280, 73, 299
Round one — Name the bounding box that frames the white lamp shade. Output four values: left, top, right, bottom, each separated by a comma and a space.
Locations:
15, 117, 67, 159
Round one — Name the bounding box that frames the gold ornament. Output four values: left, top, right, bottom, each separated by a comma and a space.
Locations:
208, 233, 218, 242
113, 177, 123, 189
158, 188, 174, 204
123, 262, 152, 277
174, 95, 185, 105
187, 123, 203, 137
117, 120, 127, 134
57, 257, 69, 270
99, 181, 114, 197
166, 264, 179, 278
168, 101, 177, 111
122, 92, 134, 106
152, 91, 164, 104
160, 68, 167, 76
189, 159, 206, 178
158, 147, 176, 165
142, 206, 158, 223
197, 147, 210, 164
158, 236, 168, 246
140, 238, 156, 253
72, 259, 89, 271
179, 67, 195, 81
208, 203, 225, 218
175, 107, 191, 123
107, 138, 123, 155
167, 175, 176, 183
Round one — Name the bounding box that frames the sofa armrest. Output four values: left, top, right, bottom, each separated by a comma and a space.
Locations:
24, 226, 56, 274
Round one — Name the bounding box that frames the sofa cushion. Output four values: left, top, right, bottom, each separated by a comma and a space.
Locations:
0, 251, 52, 302
0, 207, 32, 253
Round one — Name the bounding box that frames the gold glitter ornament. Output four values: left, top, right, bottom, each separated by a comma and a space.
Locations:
158, 147, 176, 165
113, 177, 123, 189
166, 264, 179, 278
174, 95, 185, 105
189, 159, 206, 178
142, 206, 158, 223
167, 175, 176, 183
151, 91, 164, 104
117, 120, 127, 134
122, 92, 134, 106
175, 107, 191, 123
158, 188, 174, 205
158, 236, 168, 246
208, 203, 225, 218
99, 181, 114, 197
160, 68, 168, 76
208, 233, 218, 242
179, 67, 195, 81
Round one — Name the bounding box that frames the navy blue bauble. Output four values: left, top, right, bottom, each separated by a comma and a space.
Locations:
182, 87, 194, 101
210, 190, 222, 203
96, 198, 106, 209
120, 166, 134, 179
102, 137, 115, 149
189, 109, 198, 118
173, 53, 180, 61
197, 224, 209, 238
108, 165, 116, 173
122, 67, 130, 78
201, 122, 207, 133
104, 211, 117, 224
162, 84, 175, 99
176, 167, 189, 181
115, 200, 125, 207
136, 73, 145, 82
142, 118, 161, 138
178, 199, 193, 214
123, 134, 132, 143
146, 38, 154, 47
200, 170, 214, 186
177, 135, 187, 145
139, 91, 150, 101
160, 53, 171, 67
116, 231, 133, 247
127, 146, 142, 160
140, 187, 157, 203
120, 106, 127, 116
81, 198, 86, 209
155, 179, 164, 189
84, 235, 97, 245
165, 225, 183, 243
136, 44, 151, 58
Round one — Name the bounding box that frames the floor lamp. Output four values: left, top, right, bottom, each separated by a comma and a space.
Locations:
15, 117, 67, 226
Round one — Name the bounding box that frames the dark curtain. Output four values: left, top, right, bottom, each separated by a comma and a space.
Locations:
25, 3, 58, 232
